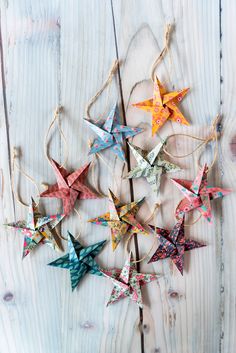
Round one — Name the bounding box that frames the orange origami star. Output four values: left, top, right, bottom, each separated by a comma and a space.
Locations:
133, 77, 190, 135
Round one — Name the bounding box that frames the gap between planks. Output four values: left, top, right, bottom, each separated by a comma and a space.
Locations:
110, 1, 145, 353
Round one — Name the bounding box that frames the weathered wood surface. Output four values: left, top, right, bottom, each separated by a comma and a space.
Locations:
0, 1, 235, 353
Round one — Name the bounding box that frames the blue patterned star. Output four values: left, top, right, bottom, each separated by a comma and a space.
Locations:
85, 103, 142, 161
48, 231, 106, 291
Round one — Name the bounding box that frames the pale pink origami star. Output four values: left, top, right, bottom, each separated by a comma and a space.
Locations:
41, 159, 98, 216
172, 164, 231, 223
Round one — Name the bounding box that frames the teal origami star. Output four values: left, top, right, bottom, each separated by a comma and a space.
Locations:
48, 232, 106, 291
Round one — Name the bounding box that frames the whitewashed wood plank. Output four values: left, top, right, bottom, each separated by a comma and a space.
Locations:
0, 2, 69, 353
0, 14, 19, 353
220, 1, 236, 352
0, 0, 143, 353
0, 2, 66, 353
2, 1, 236, 353
58, 2, 142, 353
112, 0, 222, 352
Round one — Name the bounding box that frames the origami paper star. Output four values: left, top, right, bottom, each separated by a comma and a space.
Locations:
148, 215, 205, 274
48, 231, 106, 291
126, 141, 180, 195
40, 159, 98, 216
88, 189, 148, 251
85, 103, 142, 161
133, 76, 189, 135
171, 163, 231, 223
7, 198, 64, 258
102, 253, 159, 307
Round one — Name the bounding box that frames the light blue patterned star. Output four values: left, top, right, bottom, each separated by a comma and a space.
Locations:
85, 103, 142, 161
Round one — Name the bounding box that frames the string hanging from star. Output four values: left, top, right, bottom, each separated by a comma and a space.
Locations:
160, 114, 232, 225
85, 60, 143, 161
11, 146, 40, 208
42, 107, 102, 218
132, 24, 190, 135
162, 114, 221, 170
44, 106, 68, 169
7, 147, 65, 258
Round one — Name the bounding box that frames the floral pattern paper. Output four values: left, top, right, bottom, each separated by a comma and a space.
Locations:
40, 159, 98, 216
126, 141, 180, 195
172, 163, 231, 223
88, 189, 148, 251
133, 76, 189, 135
7, 198, 64, 258
102, 253, 159, 307
85, 103, 142, 161
148, 215, 205, 275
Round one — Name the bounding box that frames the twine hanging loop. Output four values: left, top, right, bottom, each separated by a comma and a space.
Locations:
85, 60, 119, 121
150, 23, 173, 82
11, 147, 40, 207
163, 114, 220, 173
44, 106, 68, 168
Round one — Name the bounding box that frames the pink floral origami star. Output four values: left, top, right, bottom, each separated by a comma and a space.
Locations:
102, 253, 159, 308
171, 163, 231, 223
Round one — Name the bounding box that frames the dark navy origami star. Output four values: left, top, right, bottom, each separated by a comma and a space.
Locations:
148, 215, 205, 275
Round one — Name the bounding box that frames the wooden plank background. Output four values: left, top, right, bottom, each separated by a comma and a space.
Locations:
0, 1, 235, 352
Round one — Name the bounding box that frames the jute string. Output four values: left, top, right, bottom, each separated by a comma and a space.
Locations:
85, 60, 119, 122
86, 60, 122, 197
58, 210, 82, 241
176, 210, 202, 227
11, 147, 40, 207
59, 230, 81, 242
88, 140, 121, 198
125, 203, 160, 264
43, 106, 98, 226
162, 114, 220, 173
162, 114, 220, 226
150, 24, 173, 83
44, 106, 68, 169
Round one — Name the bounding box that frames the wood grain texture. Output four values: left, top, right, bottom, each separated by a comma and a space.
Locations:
221, 1, 236, 352
0, 0, 235, 353
113, 2, 224, 353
